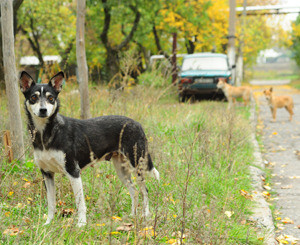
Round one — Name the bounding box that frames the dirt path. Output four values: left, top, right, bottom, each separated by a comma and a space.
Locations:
254, 84, 300, 242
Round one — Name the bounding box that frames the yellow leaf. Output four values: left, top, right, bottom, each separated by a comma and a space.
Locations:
262, 191, 270, 197
282, 217, 294, 224
225, 211, 234, 218
272, 132, 278, 135
112, 216, 122, 221
96, 223, 105, 226
166, 239, 177, 244
110, 231, 120, 235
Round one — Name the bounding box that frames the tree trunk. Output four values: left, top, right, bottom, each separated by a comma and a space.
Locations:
76, 0, 91, 119
0, 0, 23, 88
1, 0, 25, 161
100, 0, 141, 82
228, 0, 236, 84
106, 47, 120, 83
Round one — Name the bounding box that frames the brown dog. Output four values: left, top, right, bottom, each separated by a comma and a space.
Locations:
217, 79, 252, 108
263, 87, 294, 122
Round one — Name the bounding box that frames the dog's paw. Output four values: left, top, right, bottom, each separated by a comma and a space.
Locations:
43, 221, 51, 226
77, 221, 87, 227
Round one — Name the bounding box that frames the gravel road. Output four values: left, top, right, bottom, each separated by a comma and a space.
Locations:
255, 84, 300, 242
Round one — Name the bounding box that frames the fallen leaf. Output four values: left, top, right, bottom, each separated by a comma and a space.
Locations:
139, 226, 157, 238
61, 208, 74, 217
282, 217, 294, 224
272, 132, 278, 135
58, 200, 66, 206
262, 191, 270, 198
96, 223, 105, 227
116, 223, 133, 232
240, 189, 253, 199
23, 182, 31, 188
225, 211, 234, 218
263, 185, 271, 191
112, 216, 122, 221
3, 226, 23, 236
166, 239, 177, 244
284, 234, 299, 243
281, 185, 292, 189
110, 231, 120, 235
22, 217, 32, 223
276, 235, 288, 244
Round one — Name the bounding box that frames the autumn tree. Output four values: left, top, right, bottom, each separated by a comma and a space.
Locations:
99, 0, 141, 82
18, 0, 76, 72
291, 15, 300, 68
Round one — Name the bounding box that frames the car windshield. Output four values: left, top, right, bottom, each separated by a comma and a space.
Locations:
181, 56, 228, 71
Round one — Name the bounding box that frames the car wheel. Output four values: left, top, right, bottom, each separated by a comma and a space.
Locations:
179, 95, 186, 103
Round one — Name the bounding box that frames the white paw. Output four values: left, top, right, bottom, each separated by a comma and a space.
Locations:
43, 220, 51, 226
77, 221, 86, 227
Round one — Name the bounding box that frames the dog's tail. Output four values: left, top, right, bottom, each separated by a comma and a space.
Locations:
147, 154, 160, 181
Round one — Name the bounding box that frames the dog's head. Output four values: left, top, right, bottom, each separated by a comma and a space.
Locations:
19, 71, 64, 118
217, 78, 226, 89
263, 87, 273, 101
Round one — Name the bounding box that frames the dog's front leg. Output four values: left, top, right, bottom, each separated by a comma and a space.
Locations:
41, 170, 56, 225
67, 174, 87, 227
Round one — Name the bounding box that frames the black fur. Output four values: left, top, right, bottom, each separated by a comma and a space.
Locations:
21, 71, 154, 178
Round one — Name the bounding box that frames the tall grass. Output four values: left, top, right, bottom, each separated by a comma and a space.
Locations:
0, 81, 263, 244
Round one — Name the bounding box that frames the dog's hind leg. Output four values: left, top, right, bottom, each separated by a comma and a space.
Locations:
136, 174, 150, 217
42, 170, 56, 225
112, 156, 138, 216
67, 174, 87, 227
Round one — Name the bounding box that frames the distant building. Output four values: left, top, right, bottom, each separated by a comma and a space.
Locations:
257, 49, 291, 64
19, 55, 61, 81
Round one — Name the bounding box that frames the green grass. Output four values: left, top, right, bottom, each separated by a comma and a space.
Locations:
0, 82, 263, 244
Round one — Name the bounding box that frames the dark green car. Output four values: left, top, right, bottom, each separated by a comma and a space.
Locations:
178, 53, 233, 102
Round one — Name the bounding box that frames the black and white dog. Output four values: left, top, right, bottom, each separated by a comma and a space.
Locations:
19, 71, 159, 227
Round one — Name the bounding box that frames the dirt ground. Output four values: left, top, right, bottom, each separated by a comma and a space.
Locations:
254, 84, 300, 243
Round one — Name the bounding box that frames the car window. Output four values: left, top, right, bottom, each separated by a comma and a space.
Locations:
181, 57, 228, 71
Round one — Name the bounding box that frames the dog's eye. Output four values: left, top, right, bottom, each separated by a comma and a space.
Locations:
48, 96, 54, 102
31, 95, 37, 102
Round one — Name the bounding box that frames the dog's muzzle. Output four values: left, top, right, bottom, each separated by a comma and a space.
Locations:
39, 108, 48, 117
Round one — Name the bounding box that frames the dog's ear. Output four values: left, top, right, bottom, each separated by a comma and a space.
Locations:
49, 71, 64, 93
19, 71, 35, 93
270, 87, 273, 92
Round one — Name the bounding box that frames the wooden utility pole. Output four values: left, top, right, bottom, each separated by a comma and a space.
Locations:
172, 33, 177, 84
76, 0, 91, 119
228, 0, 236, 85
1, 0, 25, 161
236, 0, 247, 86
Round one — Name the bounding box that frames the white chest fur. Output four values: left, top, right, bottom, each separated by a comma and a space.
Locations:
34, 149, 66, 173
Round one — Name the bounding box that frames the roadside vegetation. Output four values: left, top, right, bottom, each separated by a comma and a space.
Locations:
0, 73, 265, 244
